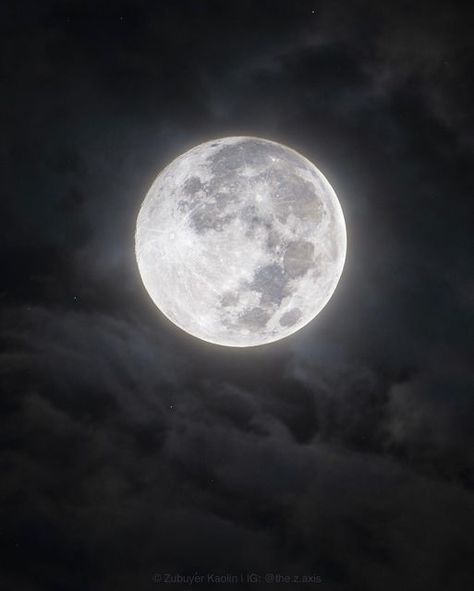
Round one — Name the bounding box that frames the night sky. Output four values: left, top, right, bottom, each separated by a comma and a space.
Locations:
1, 1, 474, 590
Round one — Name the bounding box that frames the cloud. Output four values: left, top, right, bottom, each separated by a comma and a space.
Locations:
1, 305, 473, 589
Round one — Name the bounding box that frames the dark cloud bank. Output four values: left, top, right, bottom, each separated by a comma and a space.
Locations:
1, 1, 473, 590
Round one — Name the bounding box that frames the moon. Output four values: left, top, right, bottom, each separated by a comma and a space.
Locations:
135, 137, 346, 347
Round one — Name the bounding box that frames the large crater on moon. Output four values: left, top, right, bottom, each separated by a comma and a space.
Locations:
135, 137, 346, 347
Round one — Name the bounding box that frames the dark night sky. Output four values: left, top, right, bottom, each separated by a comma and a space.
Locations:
1, 1, 473, 590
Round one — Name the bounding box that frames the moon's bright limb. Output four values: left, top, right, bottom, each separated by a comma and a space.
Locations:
135, 137, 346, 347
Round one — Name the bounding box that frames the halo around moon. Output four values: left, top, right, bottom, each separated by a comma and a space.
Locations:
135, 136, 346, 347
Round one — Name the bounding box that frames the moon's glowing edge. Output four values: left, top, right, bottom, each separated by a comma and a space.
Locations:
135, 136, 347, 348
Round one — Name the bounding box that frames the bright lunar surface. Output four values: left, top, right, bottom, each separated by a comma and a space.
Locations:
135, 137, 346, 347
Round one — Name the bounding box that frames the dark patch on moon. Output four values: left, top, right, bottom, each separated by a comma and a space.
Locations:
218, 192, 238, 210
266, 229, 284, 252
221, 291, 239, 307
191, 206, 235, 233
188, 190, 238, 233
283, 241, 315, 278
279, 308, 302, 327
250, 263, 289, 306
241, 205, 272, 238
238, 307, 271, 331
184, 176, 204, 194
209, 143, 247, 175
263, 168, 322, 222
177, 199, 191, 213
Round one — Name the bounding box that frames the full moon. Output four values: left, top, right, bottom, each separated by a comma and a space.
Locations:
135, 137, 346, 347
